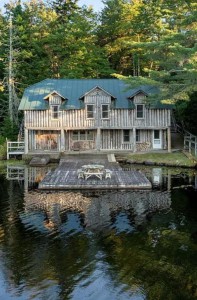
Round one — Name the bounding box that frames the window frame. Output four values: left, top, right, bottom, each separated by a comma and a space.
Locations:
51, 105, 59, 120
136, 104, 144, 119
123, 129, 130, 143
136, 129, 140, 142
101, 104, 109, 119
86, 104, 94, 119
72, 130, 94, 141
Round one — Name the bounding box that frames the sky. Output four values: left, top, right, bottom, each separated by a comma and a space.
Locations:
0, 0, 104, 12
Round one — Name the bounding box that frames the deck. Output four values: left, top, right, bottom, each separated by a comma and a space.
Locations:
38, 155, 152, 190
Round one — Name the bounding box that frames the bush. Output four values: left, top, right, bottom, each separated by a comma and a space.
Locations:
0, 136, 6, 145
0, 142, 7, 160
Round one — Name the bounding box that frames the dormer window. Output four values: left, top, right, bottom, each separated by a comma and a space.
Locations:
101, 104, 109, 119
136, 104, 144, 119
51, 105, 59, 119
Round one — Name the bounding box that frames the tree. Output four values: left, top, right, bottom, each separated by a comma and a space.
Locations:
97, 0, 142, 75
175, 91, 197, 134
111, 0, 197, 104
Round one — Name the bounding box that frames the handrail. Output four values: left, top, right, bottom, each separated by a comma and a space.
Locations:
183, 130, 197, 156
7, 141, 25, 159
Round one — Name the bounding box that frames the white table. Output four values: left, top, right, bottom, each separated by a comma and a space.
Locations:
77, 164, 111, 180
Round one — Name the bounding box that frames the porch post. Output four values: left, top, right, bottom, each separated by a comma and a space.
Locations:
96, 128, 101, 151
167, 127, 171, 153
24, 128, 28, 154
60, 129, 65, 152
133, 128, 136, 152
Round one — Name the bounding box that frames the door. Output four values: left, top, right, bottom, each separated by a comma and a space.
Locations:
153, 130, 162, 149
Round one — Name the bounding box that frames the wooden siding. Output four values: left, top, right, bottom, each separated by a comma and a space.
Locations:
24, 108, 171, 129
28, 130, 61, 151
24, 91, 171, 152
49, 95, 62, 105
27, 128, 168, 152
133, 93, 146, 104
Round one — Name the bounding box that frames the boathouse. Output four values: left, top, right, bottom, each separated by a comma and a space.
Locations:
18, 79, 172, 154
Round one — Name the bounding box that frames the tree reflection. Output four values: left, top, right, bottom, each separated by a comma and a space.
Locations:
0, 166, 197, 299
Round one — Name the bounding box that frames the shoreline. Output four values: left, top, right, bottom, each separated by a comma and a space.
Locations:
1, 151, 197, 169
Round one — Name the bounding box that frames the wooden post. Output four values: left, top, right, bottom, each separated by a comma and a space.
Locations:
24, 128, 28, 154
60, 129, 65, 152
7, 139, 9, 160
167, 169, 171, 191
167, 127, 171, 153
189, 133, 191, 153
133, 128, 136, 152
96, 128, 101, 150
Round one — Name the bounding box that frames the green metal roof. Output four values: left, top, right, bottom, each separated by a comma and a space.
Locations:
18, 78, 171, 110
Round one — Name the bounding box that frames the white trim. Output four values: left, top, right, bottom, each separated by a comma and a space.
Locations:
44, 90, 66, 100
101, 104, 110, 119
51, 105, 60, 119
122, 129, 131, 143
136, 104, 145, 119
153, 130, 162, 149
128, 90, 148, 99
86, 104, 95, 119
79, 86, 115, 99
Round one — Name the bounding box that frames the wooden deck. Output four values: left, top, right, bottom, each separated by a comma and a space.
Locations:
38, 155, 152, 190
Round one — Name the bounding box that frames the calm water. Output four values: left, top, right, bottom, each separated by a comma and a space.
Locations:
0, 164, 197, 300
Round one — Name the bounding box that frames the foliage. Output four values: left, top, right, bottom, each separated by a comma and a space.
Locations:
0, 0, 196, 133
99, 0, 197, 102
182, 92, 197, 135
175, 91, 197, 134
0, 116, 18, 140
0, 142, 7, 160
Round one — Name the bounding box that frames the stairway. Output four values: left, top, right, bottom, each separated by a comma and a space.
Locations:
17, 119, 24, 141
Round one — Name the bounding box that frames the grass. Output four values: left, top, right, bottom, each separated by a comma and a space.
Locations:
126, 152, 196, 167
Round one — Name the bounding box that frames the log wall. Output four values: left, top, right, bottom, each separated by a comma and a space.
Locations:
24, 108, 171, 129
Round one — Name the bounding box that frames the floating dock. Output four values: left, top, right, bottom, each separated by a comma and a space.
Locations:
38, 155, 152, 190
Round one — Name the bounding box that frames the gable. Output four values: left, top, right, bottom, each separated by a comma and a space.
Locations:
44, 90, 66, 101
80, 86, 115, 100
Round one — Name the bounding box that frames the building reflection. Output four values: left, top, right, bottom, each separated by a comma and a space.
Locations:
6, 164, 197, 234
23, 189, 171, 233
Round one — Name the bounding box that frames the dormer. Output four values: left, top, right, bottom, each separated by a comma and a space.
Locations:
79, 86, 116, 120
44, 90, 66, 119
44, 90, 66, 105
128, 90, 148, 119
128, 90, 148, 104
79, 86, 116, 105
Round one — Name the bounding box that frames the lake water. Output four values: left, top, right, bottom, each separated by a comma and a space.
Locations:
0, 164, 197, 300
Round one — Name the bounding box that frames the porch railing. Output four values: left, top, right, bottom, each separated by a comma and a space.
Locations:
7, 141, 25, 160
184, 131, 197, 157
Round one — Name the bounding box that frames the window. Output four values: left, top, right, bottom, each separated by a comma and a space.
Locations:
72, 130, 94, 141
87, 130, 94, 140
154, 130, 160, 139
72, 131, 79, 140
79, 130, 86, 140
101, 104, 109, 119
51, 105, 59, 119
136, 104, 144, 119
123, 130, 130, 142
86, 104, 94, 119
136, 129, 140, 142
